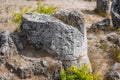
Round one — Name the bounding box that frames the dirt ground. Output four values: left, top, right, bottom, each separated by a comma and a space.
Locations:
0, 0, 114, 79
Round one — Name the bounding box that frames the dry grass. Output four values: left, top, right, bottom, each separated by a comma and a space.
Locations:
87, 31, 114, 79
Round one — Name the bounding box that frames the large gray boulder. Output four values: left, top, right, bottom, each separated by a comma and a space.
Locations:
111, 0, 120, 28
96, 0, 110, 14
21, 10, 90, 67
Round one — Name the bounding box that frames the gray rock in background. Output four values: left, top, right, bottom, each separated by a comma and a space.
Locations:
111, 0, 120, 28
21, 10, 90, 67
0, 72, 14, 80
0, 30, 17, 64
107, 63, 120, 80
107, 32, 120, 46
53, 10, 85, 34
91, 18, 110, 31
96, 0, 110, 13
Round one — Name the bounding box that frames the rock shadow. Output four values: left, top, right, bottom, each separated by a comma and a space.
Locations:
10, 30, 56, 59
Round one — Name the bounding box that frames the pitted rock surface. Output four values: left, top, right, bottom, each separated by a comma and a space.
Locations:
111, 0, 120, 28
91, 18, 110, 31
53, 10, 85, 33
11, 32, 23, 50
0, 72, 14, 80
107, 32, 120, 46
96, 0, 110, 13
107, 63, 120, 80
21, 10, 90, 67
6, 54, 61, 79
0, 30, 17, 64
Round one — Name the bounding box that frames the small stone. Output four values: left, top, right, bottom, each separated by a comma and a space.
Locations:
41, 60, 48, 67
107, 32, 119, 43
100, 38, 108, 44
91, 18, 110, 31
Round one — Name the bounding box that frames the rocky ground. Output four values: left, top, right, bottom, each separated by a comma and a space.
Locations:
0, 0, 120, 80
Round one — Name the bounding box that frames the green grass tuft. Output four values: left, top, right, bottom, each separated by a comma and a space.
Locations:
60, 64, 100, 80
12, 2, 58, 24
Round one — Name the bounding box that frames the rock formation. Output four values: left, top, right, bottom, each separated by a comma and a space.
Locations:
107, 63, 120, 80
0, 30, 18, 64
21, 10, 90, 67
6, 54, 61, 79
96, 0, 110, 14
11, 32, 23, 50
0, 72, 13, 80
111, 0, 120, 28
91, 18, 110, 31
0, 10, 91, 79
